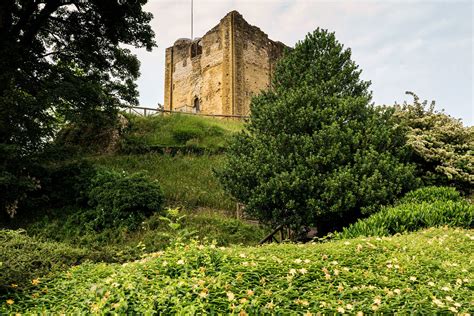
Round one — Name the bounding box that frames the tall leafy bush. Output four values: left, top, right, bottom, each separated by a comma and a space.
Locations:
217, 29, 418, 234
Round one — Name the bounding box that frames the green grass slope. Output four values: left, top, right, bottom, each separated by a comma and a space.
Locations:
121, 114, 244, 154
3, 227, 473, 314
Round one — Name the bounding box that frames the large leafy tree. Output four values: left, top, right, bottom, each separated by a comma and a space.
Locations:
217, 29, 419, 234
0, 0, 155, 217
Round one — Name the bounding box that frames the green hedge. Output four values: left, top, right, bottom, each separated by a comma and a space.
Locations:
337, 187, 473, 239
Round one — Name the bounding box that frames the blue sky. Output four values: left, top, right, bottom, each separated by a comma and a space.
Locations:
131, 0, 473, 125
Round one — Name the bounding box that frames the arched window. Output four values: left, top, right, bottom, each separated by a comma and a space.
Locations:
193, 97, 200, 112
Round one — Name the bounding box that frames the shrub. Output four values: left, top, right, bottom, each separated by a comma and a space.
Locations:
392, 92, 474, 194
337, 187, 473, 239
397, 186, 462, 204
217, 28, 418, 234
87, 170, 164, 230
0, 229, 88, 293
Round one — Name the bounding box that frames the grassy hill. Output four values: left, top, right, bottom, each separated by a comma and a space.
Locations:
121, 114, 244, 154
3, 227, 472, 314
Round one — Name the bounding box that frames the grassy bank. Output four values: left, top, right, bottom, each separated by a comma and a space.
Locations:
91, 154, 234, 211
2, 227, 472, 314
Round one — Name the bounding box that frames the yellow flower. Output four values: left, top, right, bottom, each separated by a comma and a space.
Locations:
409, 276, 417, 282
265, 301, 275, 309
337, 284, 344, 292
356, 311, 364, 316
177, 259, 185, 265
10, 284, 18, 288
246, 289, 254, 296
334, 269, 340, 276
226, 291, 235, 301
394, 289, 401, 295
199, 290, 208, 298
239, 298, 248, 304
31, 278, 40, 286
336, 306, 345, 313
371, 305, 379, 311
239, 310, 248, 316
373, 297, 382, 305
325, 273, 331, 280
448, 307, 458, 313
6, 299, 14, 305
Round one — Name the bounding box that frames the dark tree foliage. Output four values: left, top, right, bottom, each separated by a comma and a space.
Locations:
217, 29, 419, 234
0, 0, 155, 218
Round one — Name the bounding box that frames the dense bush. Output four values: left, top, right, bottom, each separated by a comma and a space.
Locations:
87, 170, 164, 230
392, 92, 473, 194
0, 229, 88, 293
217, 28, 418, 234
337, 187, 473, 239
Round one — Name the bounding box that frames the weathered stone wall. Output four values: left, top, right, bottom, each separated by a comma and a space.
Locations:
164, 11, 287, 116
233, 12, 286, 115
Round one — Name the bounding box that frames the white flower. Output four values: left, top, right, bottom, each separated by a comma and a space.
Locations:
294, 259, 302, 264
239, 253, 247, 258
289, 269, 297, 275
304, 259, 311, 264
394, 289, 401, 295
336, 307, 345, 313
428, 281, 435, 286
432, 298, 444, 307
177, 259, 185, 265
409, 276, 417, 281
299, 268, 308, 274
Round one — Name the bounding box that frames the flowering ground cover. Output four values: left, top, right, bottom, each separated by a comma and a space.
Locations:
2, 227, 473, 314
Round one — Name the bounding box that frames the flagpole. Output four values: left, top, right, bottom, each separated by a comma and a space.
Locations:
191, 0, 194, 40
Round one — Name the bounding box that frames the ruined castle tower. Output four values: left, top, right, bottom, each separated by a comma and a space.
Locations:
164, 11, 287, 116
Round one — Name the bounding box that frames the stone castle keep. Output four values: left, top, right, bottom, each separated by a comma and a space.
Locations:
164, 11, 287, 116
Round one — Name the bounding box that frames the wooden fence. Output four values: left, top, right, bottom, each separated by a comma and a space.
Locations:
123, 106, 249, 120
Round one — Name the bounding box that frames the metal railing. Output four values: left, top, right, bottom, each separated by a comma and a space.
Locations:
123, 106, 249, 119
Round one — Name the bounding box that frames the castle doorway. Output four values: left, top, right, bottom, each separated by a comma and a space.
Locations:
194, 97, 200, 112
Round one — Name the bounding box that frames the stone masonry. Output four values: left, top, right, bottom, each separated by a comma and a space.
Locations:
164, 11, 287, 116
